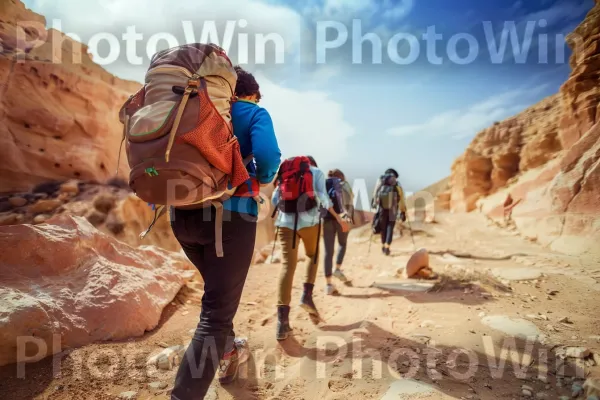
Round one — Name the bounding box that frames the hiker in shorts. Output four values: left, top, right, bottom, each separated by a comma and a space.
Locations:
371, 168, 407, 256
170, 66, 281, 399
272, 156, 349, 340
322, 169, 354, 295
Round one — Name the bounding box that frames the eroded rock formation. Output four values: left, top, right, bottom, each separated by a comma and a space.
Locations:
450, 0, 600, 256
0, 215, 195, 367
450, 96, 562, 212
0, 0, 140, 193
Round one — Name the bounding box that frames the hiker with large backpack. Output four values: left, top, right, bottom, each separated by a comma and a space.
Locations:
371, 168, 407, 256
272, 156, 349, 340
322, 169, 354, 295
119, 45, 281, 400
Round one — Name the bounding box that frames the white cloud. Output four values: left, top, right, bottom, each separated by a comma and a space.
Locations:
26, 0, 355, 165
381, 0, 414, 21
387, 86, 548, 139
29, 0, 306, 82
256, 72, 355, 164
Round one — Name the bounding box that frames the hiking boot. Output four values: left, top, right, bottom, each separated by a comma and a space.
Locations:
218, 338, 249, 385
325, 284, 340, 296
276, 305, 293, 341
384, 247, 391, 256
333, 269, 351, 286
300, 283, 321, 324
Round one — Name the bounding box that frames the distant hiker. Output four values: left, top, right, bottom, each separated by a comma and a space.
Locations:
272, 156, 349, 340
503, 193, 521, 223
322, 169, 354, 295
371, 168, 407, 256
166, 63, 281, 398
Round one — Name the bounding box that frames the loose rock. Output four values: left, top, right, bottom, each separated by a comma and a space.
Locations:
28, 199, 62, 214
85, 210, 107, 227
522, 389, 533, 397
0, 213, 21, 226
93, 193, 116, 214
8, 197, 27, 208
59, 180, 80, 195
33, 214, 49, 224
118, 391, 138, 400
148, 382, 168, 390
564, 347, 591, 359
147, 344, 187, 371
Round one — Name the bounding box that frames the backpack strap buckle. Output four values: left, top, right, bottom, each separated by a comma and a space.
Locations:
187, 75, 201, 88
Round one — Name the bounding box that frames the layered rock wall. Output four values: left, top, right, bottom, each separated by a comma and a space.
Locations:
449, 0, 600, 256
0, 0, 140, 193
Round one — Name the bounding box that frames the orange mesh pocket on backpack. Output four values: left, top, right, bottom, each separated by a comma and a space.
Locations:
178, 85, 250, 187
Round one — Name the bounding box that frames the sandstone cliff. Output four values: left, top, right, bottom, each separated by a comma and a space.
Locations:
0, 0, 140, 193
449, 0, 600, 256
450, 95, 562, 212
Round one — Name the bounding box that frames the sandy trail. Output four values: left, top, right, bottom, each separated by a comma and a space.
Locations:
1, 212, 599, 400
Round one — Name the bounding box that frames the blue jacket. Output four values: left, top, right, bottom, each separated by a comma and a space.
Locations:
223, 100, 281, 216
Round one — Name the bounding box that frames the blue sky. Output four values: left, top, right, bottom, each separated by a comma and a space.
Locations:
23, 0, 594, 199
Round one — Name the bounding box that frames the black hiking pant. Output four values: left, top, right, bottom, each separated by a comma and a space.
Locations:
379, 209, 396, 245
170, 207, 257, 400
323, 218, 349, 277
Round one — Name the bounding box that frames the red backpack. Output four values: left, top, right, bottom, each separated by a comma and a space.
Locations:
275, 156, 317, 213
272, 156, 319, 249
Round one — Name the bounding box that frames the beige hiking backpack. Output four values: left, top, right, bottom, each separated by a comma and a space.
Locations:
117, 43, 251, 257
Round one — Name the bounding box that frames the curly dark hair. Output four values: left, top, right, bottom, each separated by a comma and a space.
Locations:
328, 168, 345, 181
234, 65, 261, 101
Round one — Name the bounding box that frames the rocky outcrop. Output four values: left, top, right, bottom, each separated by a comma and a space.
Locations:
559, 0, 600, 149
451, 1, 600, 256
0, 0, 140, 193
0, 215, 195, 366
450, 96, 562, 212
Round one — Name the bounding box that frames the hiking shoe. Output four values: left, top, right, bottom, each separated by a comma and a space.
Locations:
218, 338, 249, 385
333, 269, 350, 285
276, 305, 293, 341
384, 247, 391, 256
325, 284, 340, 296
300, 283, 321, 324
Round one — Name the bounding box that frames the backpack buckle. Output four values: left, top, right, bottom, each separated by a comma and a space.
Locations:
187, 75, 201, 88
145, 167, 159, 177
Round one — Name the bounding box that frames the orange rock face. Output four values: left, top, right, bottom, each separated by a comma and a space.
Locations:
0, 0, 140, 193
449, 1, 600, 256
0, 215, 195, 367
450, 96, 562, 212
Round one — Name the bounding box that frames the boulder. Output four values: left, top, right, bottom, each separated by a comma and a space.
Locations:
0, 215, 195, 366
406, 248, 430, 278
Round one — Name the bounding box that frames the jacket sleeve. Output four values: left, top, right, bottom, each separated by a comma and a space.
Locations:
314, 169, 332, 210
271, 186, 280, 206
371, 178, 382, 208
250, 108, 282, 184
396, 185, 407, 213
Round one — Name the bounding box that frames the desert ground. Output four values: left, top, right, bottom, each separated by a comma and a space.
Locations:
1, 211, 598, 400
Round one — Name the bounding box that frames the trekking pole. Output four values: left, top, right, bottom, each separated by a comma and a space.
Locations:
405, 215, 417, 251
368, 230, 374, 255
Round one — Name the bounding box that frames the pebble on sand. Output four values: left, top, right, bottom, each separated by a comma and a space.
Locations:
118, 391, 138, 399
149, 382, 168, 390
